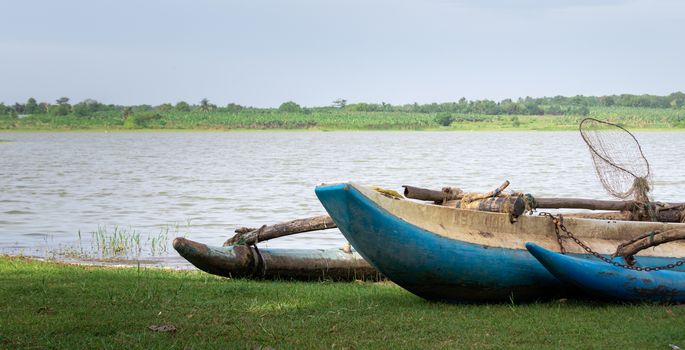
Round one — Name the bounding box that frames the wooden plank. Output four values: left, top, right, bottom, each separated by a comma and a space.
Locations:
224, 215, 336, 246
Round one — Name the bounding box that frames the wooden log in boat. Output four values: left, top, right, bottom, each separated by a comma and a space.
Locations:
315, 182, 685, 302
402, 185, 461, 203
534, 197, 634, 210
459, 180, 510, 203
173, 237, 381, 281
403, 185, 685, 222
224, 215, 336, 246
650, 206, 685, 223
527, 242, 685, 302
457, 196, 525, 217
536, 198, 684, 218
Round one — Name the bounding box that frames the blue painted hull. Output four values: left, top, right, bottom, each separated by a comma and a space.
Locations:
526, 243, 685, 302
315, 183, 568, 302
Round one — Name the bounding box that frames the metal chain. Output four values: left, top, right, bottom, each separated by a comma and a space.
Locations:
539, 212, 685, 272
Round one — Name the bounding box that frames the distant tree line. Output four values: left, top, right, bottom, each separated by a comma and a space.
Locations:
1, 92, 684, 119
334, 92, 685, 115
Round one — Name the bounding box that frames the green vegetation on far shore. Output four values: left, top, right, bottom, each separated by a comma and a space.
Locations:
1, 93, 685, 131
1, 256, 684, 349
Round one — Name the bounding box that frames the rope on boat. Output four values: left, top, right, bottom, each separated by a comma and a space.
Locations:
508, 192, 537, 214
251, 244, 267, 276
249, 225, 268, 276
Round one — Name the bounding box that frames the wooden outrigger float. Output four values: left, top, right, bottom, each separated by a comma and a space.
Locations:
173, 237, 381, 281
315, 182, 685, 302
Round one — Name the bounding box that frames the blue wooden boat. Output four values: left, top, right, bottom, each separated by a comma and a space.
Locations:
315, 182, 685, 302
526, 242, 685, 302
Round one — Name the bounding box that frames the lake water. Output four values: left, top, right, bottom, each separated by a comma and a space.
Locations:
1, 131, 684, 267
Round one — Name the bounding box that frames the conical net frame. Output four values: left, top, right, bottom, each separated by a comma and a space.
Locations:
579, 118, 651, 202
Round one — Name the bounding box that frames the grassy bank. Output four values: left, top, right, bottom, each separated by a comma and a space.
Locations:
1, 257, 684, 349
1, 106, 684, 131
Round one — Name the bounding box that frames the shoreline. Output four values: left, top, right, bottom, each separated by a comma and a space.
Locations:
0, 253, 193, 270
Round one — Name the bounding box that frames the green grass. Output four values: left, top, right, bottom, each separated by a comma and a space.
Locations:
1, 257, 684, 349
1, 106, 684, 131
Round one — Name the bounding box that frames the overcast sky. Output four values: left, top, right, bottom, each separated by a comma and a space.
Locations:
1, 0, 683, 107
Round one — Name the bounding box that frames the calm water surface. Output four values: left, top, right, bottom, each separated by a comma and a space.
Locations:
1, 131, 684, 267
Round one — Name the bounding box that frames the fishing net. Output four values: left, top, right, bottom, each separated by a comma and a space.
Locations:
579, 118, 651, 203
